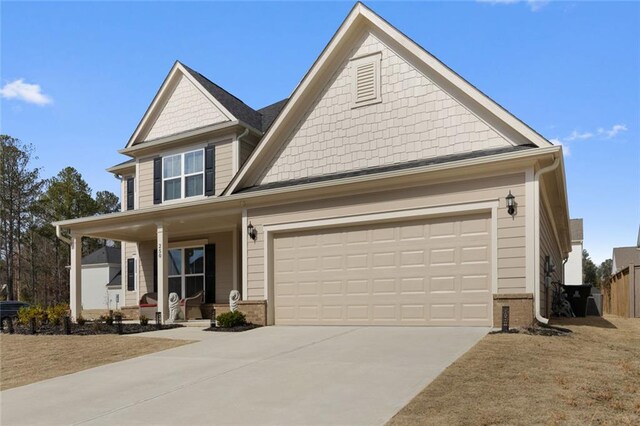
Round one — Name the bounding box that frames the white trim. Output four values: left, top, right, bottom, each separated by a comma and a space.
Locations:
232, 227, 239, 291
168, 239, 208, 249
162, 148, 205, 202
134, 162, 140, 210
241, 208, 248, 300
232, 138, 240, 175
525, 166, 535, 293
262, 200, 499, 325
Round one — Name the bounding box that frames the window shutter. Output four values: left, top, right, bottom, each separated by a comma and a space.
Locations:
205, 244, 215, 303
153, 157, 162, 204
153, 249, 158, 293
127, 258, 135, 291
204, 146, 215, 196
126, 178, 135, 211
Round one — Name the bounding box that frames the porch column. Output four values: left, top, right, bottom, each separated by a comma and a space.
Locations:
69, 233, 82, 320
156, 223, 169, 322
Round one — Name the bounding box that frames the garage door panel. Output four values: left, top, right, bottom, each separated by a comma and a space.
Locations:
274, 213, 492, 326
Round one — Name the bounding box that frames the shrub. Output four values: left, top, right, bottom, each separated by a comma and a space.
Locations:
17, 305, 46, 327
216, 311, 247, 328
139, 315, 149, 326
76, 315, 86, 326
100, 314, 114, 326
113, 310, 124, 321
47, 303, 69, 326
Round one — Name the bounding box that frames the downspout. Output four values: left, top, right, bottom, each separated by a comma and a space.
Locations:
235, 128, 250, 173
533, 154, 561, 324
56, 225, 72, 246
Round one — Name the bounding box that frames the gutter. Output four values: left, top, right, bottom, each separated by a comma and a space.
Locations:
533, 154, 561, 324
56, 225, 72, 245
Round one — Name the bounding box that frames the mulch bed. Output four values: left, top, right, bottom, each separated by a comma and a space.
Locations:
489, 323, 573, 337
0, 321, 183, 336
204, 324, 260, 332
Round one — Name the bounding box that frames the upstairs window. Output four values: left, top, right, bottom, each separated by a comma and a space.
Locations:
162, 149, 204, 201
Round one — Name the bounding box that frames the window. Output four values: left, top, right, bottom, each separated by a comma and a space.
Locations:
162, 149, 204, 201
351, 52, 382, 108
167, 246, 205, 299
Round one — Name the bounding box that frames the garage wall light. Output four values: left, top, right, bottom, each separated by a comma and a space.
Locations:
247, 222, 258, 241
506, 191, 516, 217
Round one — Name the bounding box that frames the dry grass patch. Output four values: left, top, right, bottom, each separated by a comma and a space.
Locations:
0, 334, 192, 390
388, 316, 640, 426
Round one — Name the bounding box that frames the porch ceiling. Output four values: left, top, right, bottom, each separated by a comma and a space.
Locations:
65, 209, 241, 242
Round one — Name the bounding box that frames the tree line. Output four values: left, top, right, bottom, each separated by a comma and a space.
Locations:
1, 135, 119, 305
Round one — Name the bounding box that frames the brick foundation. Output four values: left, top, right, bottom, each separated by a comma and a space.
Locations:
201, 301, 267, 326
493, 293, 534, 328
80, 307, 139, 320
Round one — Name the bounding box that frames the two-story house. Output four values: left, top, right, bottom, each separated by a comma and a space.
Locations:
54, 3, 571, 328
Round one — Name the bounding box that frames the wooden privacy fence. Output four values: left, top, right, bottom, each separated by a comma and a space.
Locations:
603, 264, 639, 318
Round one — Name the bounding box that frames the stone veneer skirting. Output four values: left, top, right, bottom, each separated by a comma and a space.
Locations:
201, 301, 267, 326
493, 293, 534, 328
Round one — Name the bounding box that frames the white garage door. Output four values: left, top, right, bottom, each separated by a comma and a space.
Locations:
273, 213, 492, 326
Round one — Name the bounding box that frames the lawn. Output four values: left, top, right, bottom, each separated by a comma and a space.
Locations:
0, 334, 192, 390
388, 316, 640, 426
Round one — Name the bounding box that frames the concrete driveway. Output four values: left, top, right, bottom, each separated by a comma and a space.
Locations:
1, 326, 487, 425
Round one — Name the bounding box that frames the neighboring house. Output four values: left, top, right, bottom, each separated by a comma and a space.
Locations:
81, 246, 122, 310
54, 3, 571, 328
612, 246, 640, 274
564, 218, 583, 285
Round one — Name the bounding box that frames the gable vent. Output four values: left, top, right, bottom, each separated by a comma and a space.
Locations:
351, 52, 382, 108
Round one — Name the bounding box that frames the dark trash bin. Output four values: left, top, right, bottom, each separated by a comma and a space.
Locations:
562, 284, 592, 317
587, 287, 603, 316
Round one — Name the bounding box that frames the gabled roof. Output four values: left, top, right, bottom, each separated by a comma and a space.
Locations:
181, 64, 264, 131
125, 61, 237, 148
258, 98, 289, 132
225, 2, 554, 195
612, 247, 640, 272
82, 246, 121, 266
106, 270, 121, 288
570, 218, 583, 242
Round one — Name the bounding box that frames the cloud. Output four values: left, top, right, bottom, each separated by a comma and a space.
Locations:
565, 130, 594, 141
597, 124, 627, 139
550, 138, 570, 156
477, 0, 549, 12
0, 79, 52, 106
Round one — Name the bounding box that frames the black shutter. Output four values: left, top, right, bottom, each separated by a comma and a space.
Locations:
153, 157, 162, 204
127, 258, 135, 291
205, 244, 215, 303
153, 249, 158, 293
204, 146, 215, 196
126, 178, 135, 210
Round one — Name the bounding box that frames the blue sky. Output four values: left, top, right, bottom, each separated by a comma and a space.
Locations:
1, 1, 638, 264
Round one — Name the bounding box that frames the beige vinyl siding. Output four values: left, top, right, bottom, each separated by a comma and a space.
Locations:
123, 242, 138, 307
138, 157, 154, 209
137, 241, 155, 296
240, 134, 260, 168
539, 198, 563, 317
256, 30, 514, 186
246, 172, 527, 300
215, 140, 233, 195
136, 137, 234, 208
143, 74, 229, 142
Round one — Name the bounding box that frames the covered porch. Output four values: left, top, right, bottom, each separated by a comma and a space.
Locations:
56, 202, 247, 323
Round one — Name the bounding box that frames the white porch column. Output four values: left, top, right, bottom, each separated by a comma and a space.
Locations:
156, 223, 169, 322
69, 233, 83, 320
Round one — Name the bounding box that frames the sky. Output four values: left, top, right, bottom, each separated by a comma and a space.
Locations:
1, 1, 638, 264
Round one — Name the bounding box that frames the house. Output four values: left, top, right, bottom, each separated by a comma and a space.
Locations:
80, 246, 121, 312
53, 3, 571, 328
612, 246, 640, 274
564, 218, 583, 285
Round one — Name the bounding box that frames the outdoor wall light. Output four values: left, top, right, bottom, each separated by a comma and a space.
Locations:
506, 191, 516, 217
247, 222, 258, 241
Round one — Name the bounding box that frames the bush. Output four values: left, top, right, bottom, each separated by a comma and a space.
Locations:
113, 310, 124, 320
47, 303, 69, 326
76, 315, 86, 326
139, 315, 149, 326
17, 305, 47, 327
100, 314, 114, 326
216, 311, 247, 328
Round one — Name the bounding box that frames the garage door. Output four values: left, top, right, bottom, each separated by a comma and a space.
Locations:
273, 213, 492, 326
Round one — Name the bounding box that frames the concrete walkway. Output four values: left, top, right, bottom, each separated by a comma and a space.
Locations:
1, 326, 488, 425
